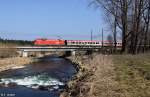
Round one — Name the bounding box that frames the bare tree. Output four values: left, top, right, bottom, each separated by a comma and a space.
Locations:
91, 0, 150, 54
143, 0, 150, 51
92, 0, 130, 53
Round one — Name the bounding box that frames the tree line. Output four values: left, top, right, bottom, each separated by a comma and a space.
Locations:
0, 37, 33, 46
92, 0, 150, 54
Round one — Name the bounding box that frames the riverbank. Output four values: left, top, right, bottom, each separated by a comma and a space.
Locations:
0, 57, 38, 72
60, 54, 122, 97
61, 54, 150, 97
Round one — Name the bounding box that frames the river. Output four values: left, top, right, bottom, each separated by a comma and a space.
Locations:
0, 56, 77, 97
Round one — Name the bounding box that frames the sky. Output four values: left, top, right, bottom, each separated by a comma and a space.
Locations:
0, 0, 107, 40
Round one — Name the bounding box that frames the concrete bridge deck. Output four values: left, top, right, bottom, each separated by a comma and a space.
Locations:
15, 45, 101, 51
0, 45, 102, 57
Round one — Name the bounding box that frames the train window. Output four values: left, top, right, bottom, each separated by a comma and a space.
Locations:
96, 42, 99, 44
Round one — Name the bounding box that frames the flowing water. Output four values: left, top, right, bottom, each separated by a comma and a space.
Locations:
0, 56, 77, 97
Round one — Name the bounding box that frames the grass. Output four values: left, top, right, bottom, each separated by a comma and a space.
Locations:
61, 54, 122, 97
61, 54, 150, 97
0, 57, 34, 72
0, 43, 18, 58
113, 54, 150, 97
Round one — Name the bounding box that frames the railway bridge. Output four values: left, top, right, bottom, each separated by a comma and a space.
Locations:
15, 45, 102, 57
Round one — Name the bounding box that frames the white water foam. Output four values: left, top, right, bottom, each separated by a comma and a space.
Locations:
0, 74, 64, 90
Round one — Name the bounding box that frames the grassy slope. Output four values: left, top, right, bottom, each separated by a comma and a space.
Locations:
0, 42, 37, 72
61, 54, 150, 97
113, 54, 150, 97
0, 41, 32, 58
0, 42, 18, 58
61, 54, 122, 97
0, 57, 35, 72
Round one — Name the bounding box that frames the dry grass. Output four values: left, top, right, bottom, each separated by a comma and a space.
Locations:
89, 55, 122, 97
86, 55, 122, 97
113, 54, 150, 97
61, 54, 122, 97
61, 54, 150, 97
0, 43, 38, 72
0, 43, 18, 58
0, 57, 35, 72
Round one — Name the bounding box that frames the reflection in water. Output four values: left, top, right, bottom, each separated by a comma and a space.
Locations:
0, 56, 76, 97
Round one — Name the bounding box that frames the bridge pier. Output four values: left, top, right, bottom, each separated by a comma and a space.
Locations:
71, 51, 76, 56
22, 51, 28, 57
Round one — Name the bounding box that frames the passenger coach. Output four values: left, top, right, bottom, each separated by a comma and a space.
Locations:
66, 40, 101, 46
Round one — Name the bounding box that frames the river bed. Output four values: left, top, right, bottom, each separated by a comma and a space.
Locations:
0, 56, 77, 97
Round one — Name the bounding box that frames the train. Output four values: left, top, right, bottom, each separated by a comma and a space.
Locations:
33, 39, 122, 47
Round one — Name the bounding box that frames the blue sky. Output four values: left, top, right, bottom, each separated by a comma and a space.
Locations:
0, 0, 107, 40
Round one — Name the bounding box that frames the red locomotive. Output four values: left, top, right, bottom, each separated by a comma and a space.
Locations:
34, 39, 65, 45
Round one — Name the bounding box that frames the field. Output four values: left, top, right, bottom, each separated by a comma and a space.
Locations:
113, 54, 150, 97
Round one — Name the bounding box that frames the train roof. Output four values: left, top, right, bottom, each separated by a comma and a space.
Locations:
34, 39, 122, 43
35, 39, 64, 41
67, 40, 122, 43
